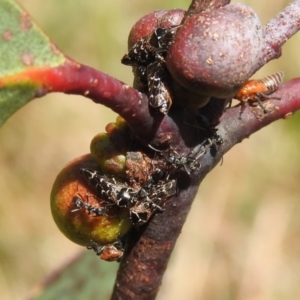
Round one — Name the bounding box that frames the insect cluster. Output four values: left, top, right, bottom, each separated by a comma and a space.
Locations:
78, 167, 177, 226
121, 25, 180, 114
148, 135, 222, 176
122, 22, 284, 119
68, 132, 223, 262
70, 159, 176, 261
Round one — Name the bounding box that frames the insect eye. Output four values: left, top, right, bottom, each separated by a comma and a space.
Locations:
117, 188, 132, 207
155, 27, 165, 38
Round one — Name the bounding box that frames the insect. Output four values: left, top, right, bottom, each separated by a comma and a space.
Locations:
148, 144, 202, 175
129, 179, 177, 226
81, 168, 177, 226
149, 128, 223, 175
191, 135, 223, 161
71, 193, 107, 216
235, 71, 284, 118
153, 26, 180, 49
121, 26, 180, 67
87, 239, 124, 262
142, 167, 165, 190
129, 200, 156, 226
133, 65, 148, 92
147, 60, 172, 114
80, 168, 137, 208
122, 25, 180, 114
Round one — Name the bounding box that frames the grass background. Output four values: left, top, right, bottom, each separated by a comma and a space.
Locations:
1, 0, 300, 299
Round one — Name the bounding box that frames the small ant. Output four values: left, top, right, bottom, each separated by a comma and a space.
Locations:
71, 189, 106, 217
129, 179, 177, 226
87, 239, 124, 262
80, 168, 137, 208
148, 144, 203, 175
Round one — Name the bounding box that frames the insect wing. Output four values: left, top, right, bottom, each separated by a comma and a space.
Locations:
147, 61, 172, 114
152, 179, 177, 200
121, 36, 153, 66
133, 65, 148, 92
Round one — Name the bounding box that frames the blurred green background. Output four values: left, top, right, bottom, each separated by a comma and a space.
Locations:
1, 0, 300, 299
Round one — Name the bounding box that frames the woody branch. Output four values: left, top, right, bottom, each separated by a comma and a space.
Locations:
110, 1, 300, 300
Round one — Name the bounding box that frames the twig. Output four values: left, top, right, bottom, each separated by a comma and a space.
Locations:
32, 59, 183, 147
182, 0, 230, 23
258, 0, 300, 70
111, 77, 300, 299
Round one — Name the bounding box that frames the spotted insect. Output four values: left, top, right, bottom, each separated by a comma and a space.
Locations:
142, 167, 165, 190
121, 25, 180, 67
235, 71, 284, 117
122, 25, 180, 114
80, 168, 137, 208
150, 131, 223, 175
87, 239, 124, 262
189, 134, 224, 163
133, 65, 148, 92
130, 179, 177, 226
149, 144, 202, 175
80, 168, 177, 226
147, 60, 172, 114
71, 192, 107, 216
153, 25, 181, 50
129, 200, 157, 226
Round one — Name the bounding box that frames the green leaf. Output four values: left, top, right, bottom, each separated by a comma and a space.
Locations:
0, 0, 66, 127
30, 251, 118, 300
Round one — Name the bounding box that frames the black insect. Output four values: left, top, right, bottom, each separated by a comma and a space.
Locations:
149, 128, 223, 175
153, 26, 180, 49
130, 179, 177, 226
188, 136, 223, 162
149, 144, 202, 175
142, 167, 165, 190
129, 200, 156, 226
122, 25, 180, 114
121, 26, 180, 67
133, 65, 148, 92
71, 193, 106, 216
80, 168, 137, 208
87, 239, 124, 262
147, 60, 172, 114
80, 168, 177, 226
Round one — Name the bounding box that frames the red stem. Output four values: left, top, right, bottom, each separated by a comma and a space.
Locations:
258, 0, 300, 70
220, 78, 300, 155
182, 0, 230, 22
39, 59, 183, 147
